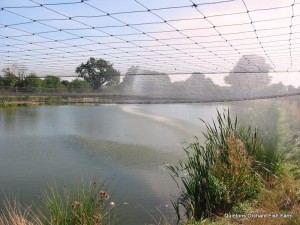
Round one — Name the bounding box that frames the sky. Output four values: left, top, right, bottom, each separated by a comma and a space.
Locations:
0, 0, 300, 87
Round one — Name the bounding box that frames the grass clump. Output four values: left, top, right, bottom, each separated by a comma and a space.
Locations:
41, 180, 116, 225
0, 180, 117, 225
167, 109, 283, 223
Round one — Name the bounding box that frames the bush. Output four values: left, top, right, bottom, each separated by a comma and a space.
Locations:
42, 76, 66, 92
23, 74, 43, 92
167, 109, 283, 222
68, 79, 90, 92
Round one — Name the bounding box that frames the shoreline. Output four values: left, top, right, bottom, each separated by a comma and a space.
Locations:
1, 93, 300, 106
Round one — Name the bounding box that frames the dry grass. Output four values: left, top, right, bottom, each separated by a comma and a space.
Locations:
0, 198, 44, 225
200, 174, 300, 225
252, 174, 300, 225
213, 135, 260, 207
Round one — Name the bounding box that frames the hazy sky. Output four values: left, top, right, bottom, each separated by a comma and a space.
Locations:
0, 0, 300, 87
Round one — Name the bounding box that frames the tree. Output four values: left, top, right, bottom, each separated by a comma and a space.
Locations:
224, 55, 271, 98
2, 68, 18, 87
225, 55, 271, 90
61, 80, 70, 88
10, 64, 27, 82
75, 57, 120, 90
42, 75, 65, 92
69, 79, 90, 92
182, 73, 221, 100
121, 66, 171, 97
23, 73, 42, 91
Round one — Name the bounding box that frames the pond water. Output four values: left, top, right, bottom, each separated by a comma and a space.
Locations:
1, 100, 297, 224
0, 103, 229, 224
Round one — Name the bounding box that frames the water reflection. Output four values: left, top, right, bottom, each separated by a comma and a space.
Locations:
0, 107, 41, 136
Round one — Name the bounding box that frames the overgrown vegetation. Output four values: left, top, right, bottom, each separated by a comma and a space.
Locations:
0, 181, 117, 225
167, 109, 286, 223
42, 181, 117, 225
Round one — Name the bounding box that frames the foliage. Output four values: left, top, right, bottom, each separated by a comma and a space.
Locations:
23, 73, 42, 91
61, 80, 70, 88
211, 135, 262, 209
0, 181, 118, 225
2, 68, 18, 87
76, 57, 120, 90
41, 180, 116, 225
42, 76, 65, 92
224, 55, 271, 89
203, 109, 283, 180
68, 79, 90, 92
167, 109, 283, 222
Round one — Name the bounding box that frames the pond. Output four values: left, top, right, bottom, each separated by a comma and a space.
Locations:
0, 100, 294, 224
0, 104, 230, 224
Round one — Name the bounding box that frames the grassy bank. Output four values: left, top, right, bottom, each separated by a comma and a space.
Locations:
3, 94, 299, 106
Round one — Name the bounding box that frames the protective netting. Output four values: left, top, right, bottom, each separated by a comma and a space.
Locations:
0, 0, 300, 102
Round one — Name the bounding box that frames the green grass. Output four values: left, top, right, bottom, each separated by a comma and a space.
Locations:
0, 180, 118, 225
41, 180, 117, 225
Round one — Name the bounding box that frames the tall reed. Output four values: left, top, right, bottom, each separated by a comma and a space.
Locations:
167, 109, 283, 222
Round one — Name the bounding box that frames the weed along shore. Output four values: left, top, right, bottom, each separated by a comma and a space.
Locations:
0, 94, 214, 106
0, 94, 136, 106
0, 104, 299, 225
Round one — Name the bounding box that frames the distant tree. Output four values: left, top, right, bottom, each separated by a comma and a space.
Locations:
69, 79, 90, 92
287, 85, 298, 93
225, 55, 271, 90
23, 73, 42, 91
121, 66, 171, 97
43, 75, 65, 92
122, 66, 138, 88
76, 57, 120, 90
10, 64, 27, 82
182, 72, 221, 100
2, 68, 18, 87
61, 80, 70, 88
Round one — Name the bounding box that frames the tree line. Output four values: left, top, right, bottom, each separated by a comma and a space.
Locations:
0, 58, 120, 93
0, 69, 90, 93
1, 55, 299, 100
120, 55, 300, 101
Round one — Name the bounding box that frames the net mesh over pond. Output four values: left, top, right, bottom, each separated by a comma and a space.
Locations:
0, 0, 300, 103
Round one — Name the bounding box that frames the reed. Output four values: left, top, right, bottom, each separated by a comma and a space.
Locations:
167, 109, 283, 222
